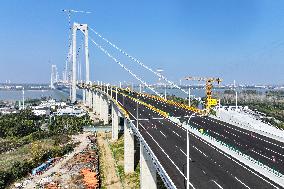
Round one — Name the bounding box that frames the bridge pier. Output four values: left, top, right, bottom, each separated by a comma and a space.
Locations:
92, 91, 98, 114
124, 119, 135, 172
85, 89, 89, 107
85, 82, 91, 107
95, 92, 100, 114
98, 93, 102, 117
82, 90, 86, 105
92, 91, 96, 112
111, 104, 119, 140
88, 90, 92, 108
89, 89, 93, 109
100, 95, 109, 125
140, 145, 157, 189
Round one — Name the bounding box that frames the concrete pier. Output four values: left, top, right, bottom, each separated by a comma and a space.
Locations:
112, 104, 119, 140
83, 90, 86, 105
124, 119, 135, 172
100, 96, 109, 125
140, 145, 157, 189
92, 91, 96, 112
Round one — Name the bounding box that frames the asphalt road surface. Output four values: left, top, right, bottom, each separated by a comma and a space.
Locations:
112, 89, 283, 189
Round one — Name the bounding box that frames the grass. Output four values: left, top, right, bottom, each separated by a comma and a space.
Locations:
97, 143, 106, 188
0, 144, 31, 171
109, 135, 140, 188
0, 139, 54, 172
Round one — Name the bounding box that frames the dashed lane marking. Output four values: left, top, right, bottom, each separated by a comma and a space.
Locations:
160, 131, 166, 138
235, 177, 251, 189
211, 180, 223, 189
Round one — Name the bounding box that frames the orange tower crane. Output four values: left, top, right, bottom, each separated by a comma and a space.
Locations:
184, 76, 222, 114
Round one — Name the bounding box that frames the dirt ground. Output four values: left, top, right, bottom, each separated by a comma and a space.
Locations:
16, 133, 93, 189
97, 132, 122, 189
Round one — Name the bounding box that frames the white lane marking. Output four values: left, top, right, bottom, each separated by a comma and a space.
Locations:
191, 120, 284, 163
188, 129, 280, 189
211, 180, 223, 189
179, 148, 189, 159
235, 177, 251, 189
118, 97, 279, 188
166, 119, 280, 189
173, 130, 181, 138
264, 147, 284, 158
139, 123, 196, 189
193, 145, 208, 157
204, 117, 284, 150
138, 119, 150, 121
160, 131, 166, 138
251, 149, 272, 161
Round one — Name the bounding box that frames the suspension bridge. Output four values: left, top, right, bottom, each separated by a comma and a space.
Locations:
54, 21, 284, 189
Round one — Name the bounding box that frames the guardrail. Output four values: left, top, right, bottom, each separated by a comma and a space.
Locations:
79, 84, 177, 189
169, 117, 284, 187
127, 119, 177, 189
142, 93, 203, 115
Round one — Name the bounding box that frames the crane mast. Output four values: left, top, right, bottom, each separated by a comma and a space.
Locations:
185, 76, 222, 114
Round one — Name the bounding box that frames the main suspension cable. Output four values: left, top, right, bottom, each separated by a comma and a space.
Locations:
83, 31, 162, 97
89, 26, 189, 94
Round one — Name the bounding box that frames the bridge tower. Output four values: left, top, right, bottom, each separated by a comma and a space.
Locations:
50, 64, 58, 89
71, 23, 89, 103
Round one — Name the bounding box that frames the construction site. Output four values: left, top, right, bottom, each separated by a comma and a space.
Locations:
13, 133, 101, 189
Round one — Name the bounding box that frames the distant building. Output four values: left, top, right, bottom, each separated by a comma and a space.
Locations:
0, 107, 18, 114
54, 106, 86, 117
32, 107, 50, 116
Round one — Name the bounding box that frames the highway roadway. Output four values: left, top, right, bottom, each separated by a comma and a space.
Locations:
127, 92, 284, 176
112, 89, 283, 189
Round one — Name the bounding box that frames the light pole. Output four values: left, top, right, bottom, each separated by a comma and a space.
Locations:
116, 86, 118, 101
188, 87, 191, 107
22, 87, 25, 110
123, 95, 125, 106
136, 100, 139, 130
235, 90, 238, 110
186, 113, 195, 189
164, 84, 167, 100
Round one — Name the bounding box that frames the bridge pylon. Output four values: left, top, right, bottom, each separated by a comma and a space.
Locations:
71, 22, 89, 103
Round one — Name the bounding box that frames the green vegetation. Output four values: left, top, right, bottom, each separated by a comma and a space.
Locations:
223, 89, 235, 95
0, 110, 41, 138
167, 95, 199, 108
48, 115, 92, 135
266, 90, 284, 99
244, 102, 284, 130
109, 135, 140, 188
0, 108, 91, 188
109, 136, 166, 188
220, 90, 284, 130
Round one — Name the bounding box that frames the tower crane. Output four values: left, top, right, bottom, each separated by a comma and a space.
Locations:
184, 76, 222, 114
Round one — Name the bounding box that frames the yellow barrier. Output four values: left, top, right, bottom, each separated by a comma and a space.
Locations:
127, 96, 169, 118
143, 93, 203, 115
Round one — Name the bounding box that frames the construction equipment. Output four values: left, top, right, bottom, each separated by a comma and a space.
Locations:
184, 76, 222, 114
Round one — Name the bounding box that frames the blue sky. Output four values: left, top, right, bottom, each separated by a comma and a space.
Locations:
0, 0, 283, 85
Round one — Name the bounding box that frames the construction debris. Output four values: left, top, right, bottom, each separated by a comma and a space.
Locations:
15, 133, 101, 189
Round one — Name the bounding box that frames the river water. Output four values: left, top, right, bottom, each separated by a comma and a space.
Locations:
0, 87, 273, 102
0, 90, 69, 101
